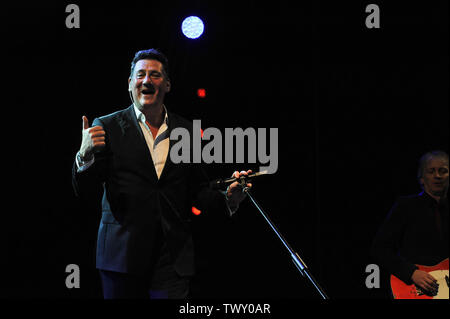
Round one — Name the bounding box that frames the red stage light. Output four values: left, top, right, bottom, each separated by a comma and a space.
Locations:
197, 88, 206, 98
191, 206, 202, 215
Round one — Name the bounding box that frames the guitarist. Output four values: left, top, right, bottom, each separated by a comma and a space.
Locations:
372, 150, 449, 297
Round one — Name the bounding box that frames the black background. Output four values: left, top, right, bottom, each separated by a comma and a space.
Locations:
2, 0, 448, 302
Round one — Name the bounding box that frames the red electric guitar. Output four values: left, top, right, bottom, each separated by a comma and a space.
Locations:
390, 258, 449, 299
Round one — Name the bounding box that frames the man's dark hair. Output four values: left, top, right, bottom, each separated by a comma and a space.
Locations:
417, 150, 449, 188
130, 48, 170, 80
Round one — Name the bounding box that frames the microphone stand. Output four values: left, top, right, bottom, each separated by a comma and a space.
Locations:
239, 180, 329, 300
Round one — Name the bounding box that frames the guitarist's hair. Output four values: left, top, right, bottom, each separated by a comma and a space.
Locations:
417, 150, 449, 189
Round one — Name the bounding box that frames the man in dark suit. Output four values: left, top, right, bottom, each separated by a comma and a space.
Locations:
72, 49, 251, 299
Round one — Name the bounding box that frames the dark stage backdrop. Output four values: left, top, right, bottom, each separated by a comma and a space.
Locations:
2, 1, 448, 300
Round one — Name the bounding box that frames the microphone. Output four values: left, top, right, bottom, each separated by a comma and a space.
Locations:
210, 170, 268, 189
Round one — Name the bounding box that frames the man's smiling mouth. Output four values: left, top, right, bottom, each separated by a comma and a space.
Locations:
142, 88, 155, 95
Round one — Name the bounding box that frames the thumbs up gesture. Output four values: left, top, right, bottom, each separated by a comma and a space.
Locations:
79, 116, 106, 160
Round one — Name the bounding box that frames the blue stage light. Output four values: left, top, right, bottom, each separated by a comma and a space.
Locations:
181, 16, 204, 39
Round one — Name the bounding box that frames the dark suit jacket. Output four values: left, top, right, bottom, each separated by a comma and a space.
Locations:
72, 105, 228, 277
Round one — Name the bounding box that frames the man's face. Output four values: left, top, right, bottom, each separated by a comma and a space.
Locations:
128, 59, 170, 109
421, 157, 449, 197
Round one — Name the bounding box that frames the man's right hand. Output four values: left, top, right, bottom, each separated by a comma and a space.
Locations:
411, 269, 439, 295
79, 116, 106, 160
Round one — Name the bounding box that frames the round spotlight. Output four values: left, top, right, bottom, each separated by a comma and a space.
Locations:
181, 16, 204, 39
197, 88, 206, 98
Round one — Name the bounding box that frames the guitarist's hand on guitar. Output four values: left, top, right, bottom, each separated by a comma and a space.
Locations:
391, 259, 448, 299
411, 270, 439, 295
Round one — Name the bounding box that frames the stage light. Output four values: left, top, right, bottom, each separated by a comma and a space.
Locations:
191, 206, 202, 215
197, 88, 206, 98
182, 16, 204, 39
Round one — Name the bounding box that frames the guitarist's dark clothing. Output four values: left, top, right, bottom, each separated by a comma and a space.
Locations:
372, 191, 449, 285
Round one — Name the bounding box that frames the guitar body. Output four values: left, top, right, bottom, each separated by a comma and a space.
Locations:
390, 258, 449, 299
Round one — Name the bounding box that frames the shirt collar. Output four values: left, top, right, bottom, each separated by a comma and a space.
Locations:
419, 191, 439, 206
133, 104, 169, 126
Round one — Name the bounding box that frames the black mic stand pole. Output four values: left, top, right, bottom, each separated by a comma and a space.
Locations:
240, 182, 329, 300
